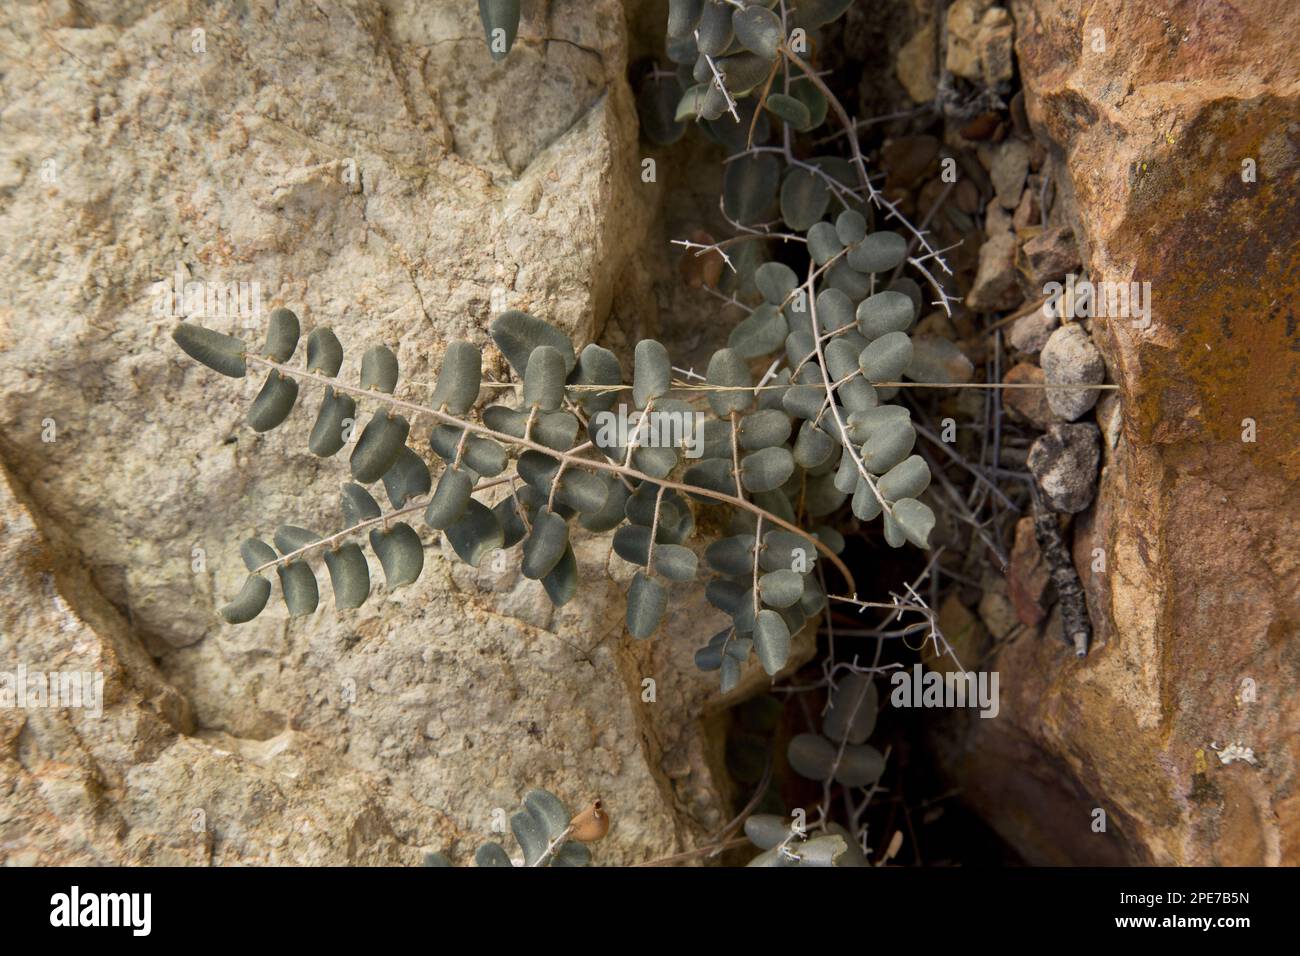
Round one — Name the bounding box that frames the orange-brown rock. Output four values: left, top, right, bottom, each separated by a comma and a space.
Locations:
936, 0, 1300, 864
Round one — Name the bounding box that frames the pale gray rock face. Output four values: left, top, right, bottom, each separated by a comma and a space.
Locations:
1039, 324, 1105, 421
0, 0, 798, 866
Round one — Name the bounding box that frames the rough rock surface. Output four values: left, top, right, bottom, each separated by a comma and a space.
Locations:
0, 0, 796, 866
1039, 323, 1105, 420
938, 0, 1300, 865
1027, 423, 1100, 514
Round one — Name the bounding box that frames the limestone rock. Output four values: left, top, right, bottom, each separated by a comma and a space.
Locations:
978, 7, 1017, 87
1027, 423, 1100, 514
0, 0, 767, 866
1008, 302, 1059, 354
990, 138, 1032, 209
1016, 224, 1081, 294
1002, 361, 1054, 429
1040, 324, 1105, 420
967, 231, 1023, 311
897, 20, 938, 103
946, 0, 997, 81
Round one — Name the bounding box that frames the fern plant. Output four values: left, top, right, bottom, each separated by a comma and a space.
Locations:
167, 0, 970, 866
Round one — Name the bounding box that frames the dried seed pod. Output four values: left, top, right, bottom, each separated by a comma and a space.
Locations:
262, 308, 300, 362
220, 574, 271, 624
626, 571, 667, 639
541, 544, 578, 607
878, 454, 930, 501
705, 348, 753, 417
859, 330, 914, 383
489, 310, 576, 377
431, 341, 481, 415
754, 609, 791, 674
521, 508, 569, 580
633, 340, 671, 409
341, 483, 382, 525
444, 498, 504, 566
350, 413, 410, 483
240, 538, 277, 572
360, 345, 399, 394
568, 799, 610, 843
306, 326, 343, 376
424, 466, 474, 530
247, 372, 299, 432
173, 323, 247, 378
369, 522, 424, 590
860, 418, 916, 474
847, 231, 907, 274
523, 345, 566, 411
308, 387, 357, 458
277, 561, 319, 617
323, 543, 369, 609
857, 291, 915, 339
382, 446, 432, 508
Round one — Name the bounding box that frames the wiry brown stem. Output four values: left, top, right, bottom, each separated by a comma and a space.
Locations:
244, 355, 857, 592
